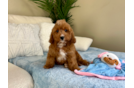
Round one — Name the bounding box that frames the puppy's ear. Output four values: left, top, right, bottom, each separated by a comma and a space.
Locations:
70, 30, 76, 43
49, 32, 54, 44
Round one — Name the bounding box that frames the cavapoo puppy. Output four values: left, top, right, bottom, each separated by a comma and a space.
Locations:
43, 19, 90, 71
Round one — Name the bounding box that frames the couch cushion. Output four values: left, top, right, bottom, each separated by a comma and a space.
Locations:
74, 36, 93, 51
8, 62, 33, 88
8, 23, 44, 59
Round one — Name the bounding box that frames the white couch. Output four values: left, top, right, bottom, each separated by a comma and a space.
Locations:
8, 14, 93, 88
8, 62, 34, 88
8, 14, 53, 88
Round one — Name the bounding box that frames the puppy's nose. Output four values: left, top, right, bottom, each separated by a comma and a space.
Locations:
60, 36, 64, 40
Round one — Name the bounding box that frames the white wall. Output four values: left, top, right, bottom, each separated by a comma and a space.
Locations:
8, 0, 48, 16
71, 0, 125, 52
8, 0, 125, 52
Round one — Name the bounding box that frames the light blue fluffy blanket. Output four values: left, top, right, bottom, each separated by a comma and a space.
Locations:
8, 47, 125, 88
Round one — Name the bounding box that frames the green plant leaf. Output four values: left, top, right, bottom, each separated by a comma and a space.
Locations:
30, 0, 79, 27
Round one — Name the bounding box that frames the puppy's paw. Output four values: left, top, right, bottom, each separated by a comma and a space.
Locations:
68, 67, 80, 71
64, 63, 68, 68
82, 60, 90, 66
43, 65, 52, 69
76, 67, 81, 70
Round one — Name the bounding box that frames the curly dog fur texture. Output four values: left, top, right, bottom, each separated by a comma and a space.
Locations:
44, 19, 90, 71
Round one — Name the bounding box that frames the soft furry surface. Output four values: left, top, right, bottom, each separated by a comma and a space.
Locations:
44, 19, 89, 71
8, 47, 125, 88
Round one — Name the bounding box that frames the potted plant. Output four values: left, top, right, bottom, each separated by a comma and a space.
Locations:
31, 0, 79, 26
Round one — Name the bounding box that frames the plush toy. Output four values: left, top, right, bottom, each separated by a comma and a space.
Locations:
98, 52, 121, 69
74, 52, 125, 80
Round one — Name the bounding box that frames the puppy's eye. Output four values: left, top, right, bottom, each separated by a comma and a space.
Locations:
64, 29, 68, 32
56, 30, 59, 33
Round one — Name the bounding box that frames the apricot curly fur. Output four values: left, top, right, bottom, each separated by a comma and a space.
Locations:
44, 19, 90, 71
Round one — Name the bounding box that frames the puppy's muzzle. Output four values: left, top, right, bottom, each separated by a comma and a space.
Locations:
60, 36, 64, 40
